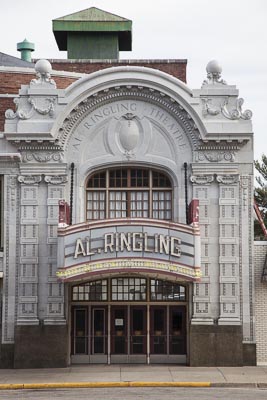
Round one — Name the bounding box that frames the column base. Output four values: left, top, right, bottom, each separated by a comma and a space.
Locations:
189, 324, 252, 366
14, 324, 69, 368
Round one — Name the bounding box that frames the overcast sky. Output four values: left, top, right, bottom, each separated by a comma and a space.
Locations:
1, 0, 266, 161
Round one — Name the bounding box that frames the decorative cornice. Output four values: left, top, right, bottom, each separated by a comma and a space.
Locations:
190, 175, 214, 185
18, 175, 42, 185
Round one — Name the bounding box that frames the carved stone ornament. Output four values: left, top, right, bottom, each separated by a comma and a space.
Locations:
216, 175, 239, 185
30, 59, 56, 88
196, 150, 235, 162
222, 98, 252, 120
190, 175, 214, 185
44, 175, 68, 185
5, 97, 56, 120
18, 175, 42, 185
57, 86, 200, 150
202, 60, 227, 86
118, 113, 140, 160
202, 97, 252, 120
22, 151, 63, 163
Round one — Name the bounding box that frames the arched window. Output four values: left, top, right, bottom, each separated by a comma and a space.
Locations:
86, 168, 172, 220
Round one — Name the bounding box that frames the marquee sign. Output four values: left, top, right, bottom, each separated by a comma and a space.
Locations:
57, 219, 201, 282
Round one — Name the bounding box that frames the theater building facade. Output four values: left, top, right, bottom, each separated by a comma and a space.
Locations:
0, 8, 256, 367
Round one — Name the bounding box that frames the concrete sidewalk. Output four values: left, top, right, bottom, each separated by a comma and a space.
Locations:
0, 365, 267, 389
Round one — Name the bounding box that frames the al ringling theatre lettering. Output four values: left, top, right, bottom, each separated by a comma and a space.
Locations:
57, 220, 201, 281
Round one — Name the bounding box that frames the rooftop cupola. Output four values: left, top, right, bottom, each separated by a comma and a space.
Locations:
17, 38, 35, 62
52, 7, 132, 60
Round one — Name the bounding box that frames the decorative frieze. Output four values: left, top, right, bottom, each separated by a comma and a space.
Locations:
195, 150, 236, 162
21, 151, 63, 163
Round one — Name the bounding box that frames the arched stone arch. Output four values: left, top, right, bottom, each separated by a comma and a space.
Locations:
53, 66, 207, 151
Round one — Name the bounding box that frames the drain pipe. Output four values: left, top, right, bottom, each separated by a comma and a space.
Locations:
184, 162, 189, 224
69, 162, 74, 225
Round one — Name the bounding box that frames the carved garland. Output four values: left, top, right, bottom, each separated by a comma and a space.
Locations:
5, 97, 56, 120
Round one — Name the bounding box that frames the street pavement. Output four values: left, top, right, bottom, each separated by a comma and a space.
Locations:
0, 365, 267, 387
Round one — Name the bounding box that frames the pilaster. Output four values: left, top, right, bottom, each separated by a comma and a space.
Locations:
17, 175, 41, 325
216, 174, 240, 324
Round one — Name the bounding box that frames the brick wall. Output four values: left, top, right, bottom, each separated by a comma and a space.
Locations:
0, 72, 77, 131
254, 242, 267, 364
49, 59, 187, 82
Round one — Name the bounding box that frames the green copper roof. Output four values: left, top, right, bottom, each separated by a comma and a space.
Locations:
53, 7, 132, 52
54, 7, 130, 22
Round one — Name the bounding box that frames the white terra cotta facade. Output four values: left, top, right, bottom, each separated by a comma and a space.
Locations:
0, 59, 256, 367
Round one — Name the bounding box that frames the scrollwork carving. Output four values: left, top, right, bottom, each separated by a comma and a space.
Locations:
196, 151, 235, 163
44, 175, 68, 185
22, 151, 63, 163
216, 175, 239, 185
222, 98, 252, 120
202, 97, 252, 120
18, 175, 42, 185
190, 175, 214, 185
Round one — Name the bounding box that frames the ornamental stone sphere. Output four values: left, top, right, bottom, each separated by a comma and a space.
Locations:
35, 59, 52, 75
206, 60, 222, 74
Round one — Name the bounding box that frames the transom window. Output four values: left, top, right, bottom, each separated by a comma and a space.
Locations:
86, 168, 172, 220
72, 278, 186, 302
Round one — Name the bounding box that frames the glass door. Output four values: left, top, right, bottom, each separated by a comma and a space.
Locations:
150, 306, 167, 354
169, 306, 186, 355
130, 306, 147, 355
73, 307, 88, 355
111, 306, 127, 354
92, 307, 107, 355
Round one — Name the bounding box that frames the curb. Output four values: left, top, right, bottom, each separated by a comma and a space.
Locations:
0, 381, 266, 390
0, 381, 211, 390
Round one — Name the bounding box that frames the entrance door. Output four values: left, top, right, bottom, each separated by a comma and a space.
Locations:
130, 306, 147, 362
169, 306, 186, 355
73, 307, 88, 355
111, 306, 127, 356
91, 307, 107, 362
150, 306, 167, 355
110, 306, 147, 363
